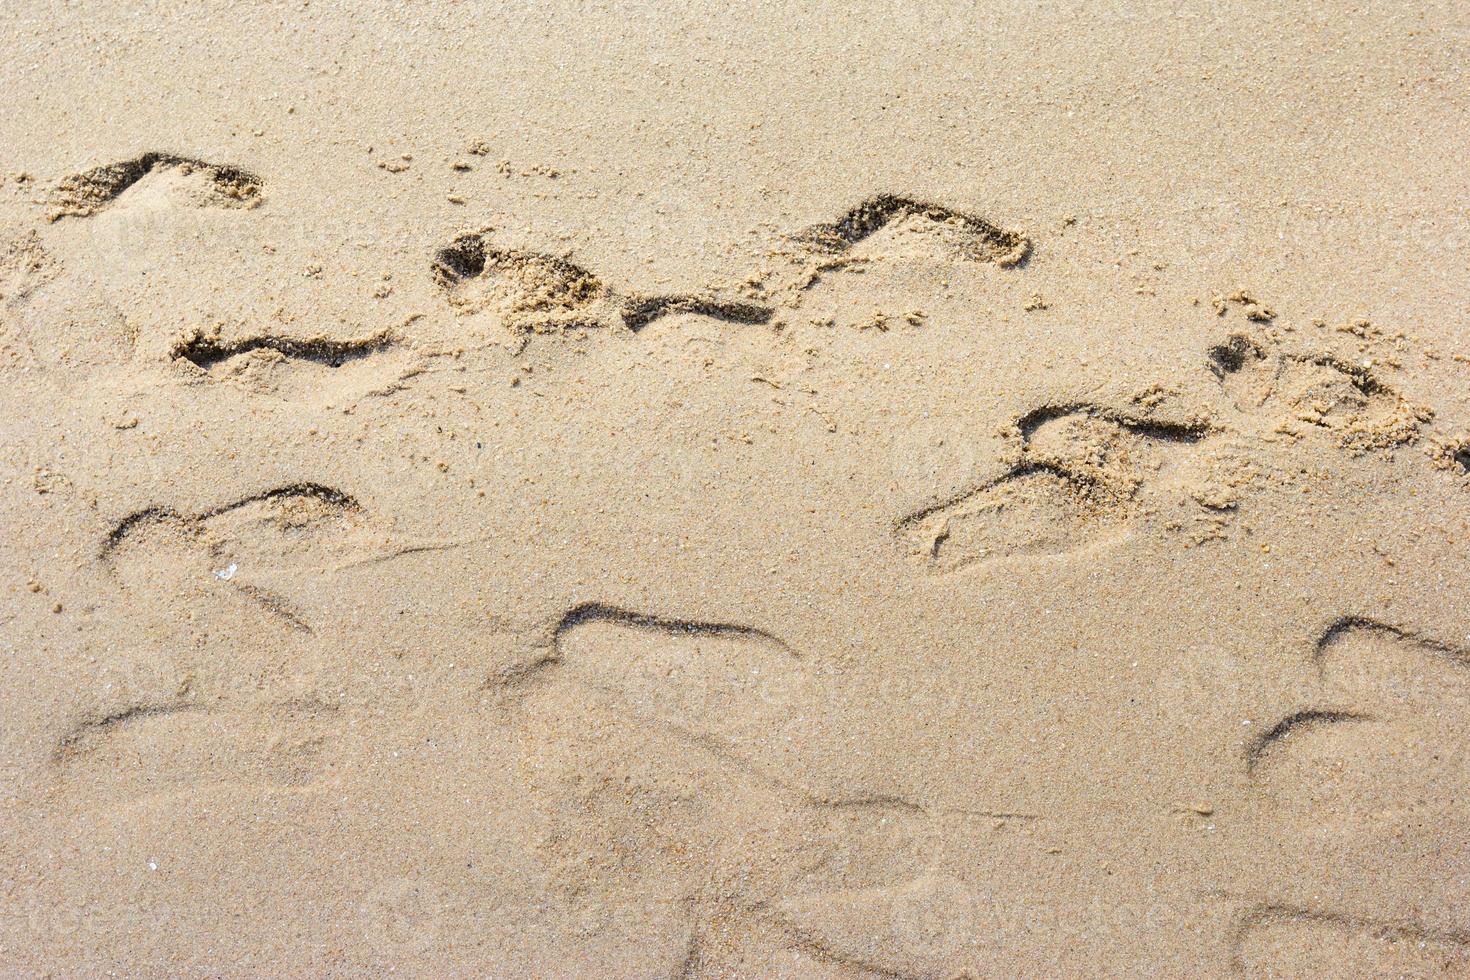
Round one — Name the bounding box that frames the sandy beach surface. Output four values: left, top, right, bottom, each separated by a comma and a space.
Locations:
2, 2, 1469, 976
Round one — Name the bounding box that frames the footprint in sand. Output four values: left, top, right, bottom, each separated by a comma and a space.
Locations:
0, 231, 61, 308
100, 480, 476, 653
431, 232, 772, 336
757, 194, 1031, 329
12, 155, 267, 370
794, 194, 1031, 267
170, 325, 421, 404
1208, 332, 1430, 452
1228, 904, 1470, 979
66, 484, 403, 806
431, 194, 1026, 338
498, 601, 1018, 978
102, 483, 381, 636
50, 689, 342, 800
0, 227, 136, 373
48, 153, 262, 221
1230, 617, 1470, 977
896, 323, 1433, 575
896, 403, 1211, 571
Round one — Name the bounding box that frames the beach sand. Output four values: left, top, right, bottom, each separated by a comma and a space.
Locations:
2, 2, 1469, 976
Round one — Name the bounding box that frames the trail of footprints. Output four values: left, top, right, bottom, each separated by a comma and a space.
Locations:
31, 158, 1470, 973
492, 600, 1470, 977
428, 194, 1026, 336
31, 156, 1035, 396
29, 152, 1437, 478
64, 507, 1470, 974
71, 491, 1470, 977
1230, 905, 1469, 980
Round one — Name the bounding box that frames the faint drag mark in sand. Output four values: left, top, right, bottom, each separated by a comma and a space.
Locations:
0, 232, 69, 370
170, 325, 421, 402
896, 402, 1212, 571
499, 600, 1040, 978
48, 153, 262, 221
431, 232, 773, 336
768, 872, 1003, 980
53, 693, 202, 761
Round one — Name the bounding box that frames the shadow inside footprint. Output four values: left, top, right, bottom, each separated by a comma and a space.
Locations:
171, 328, 417, 402
797, 194, 1030, 268
49, 153, 262, 220
774, 872, 990, 979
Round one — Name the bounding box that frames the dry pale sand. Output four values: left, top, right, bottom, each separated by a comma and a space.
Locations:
2, 2, 1469, 977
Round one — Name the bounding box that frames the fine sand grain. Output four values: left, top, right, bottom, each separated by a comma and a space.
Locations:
2, 2, 1469, 977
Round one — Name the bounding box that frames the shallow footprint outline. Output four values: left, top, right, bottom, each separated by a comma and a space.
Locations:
1231, 616, 1470, 975
501, 599, 1030, 979
102, 482, 371, 635
50, 682, 343, 801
